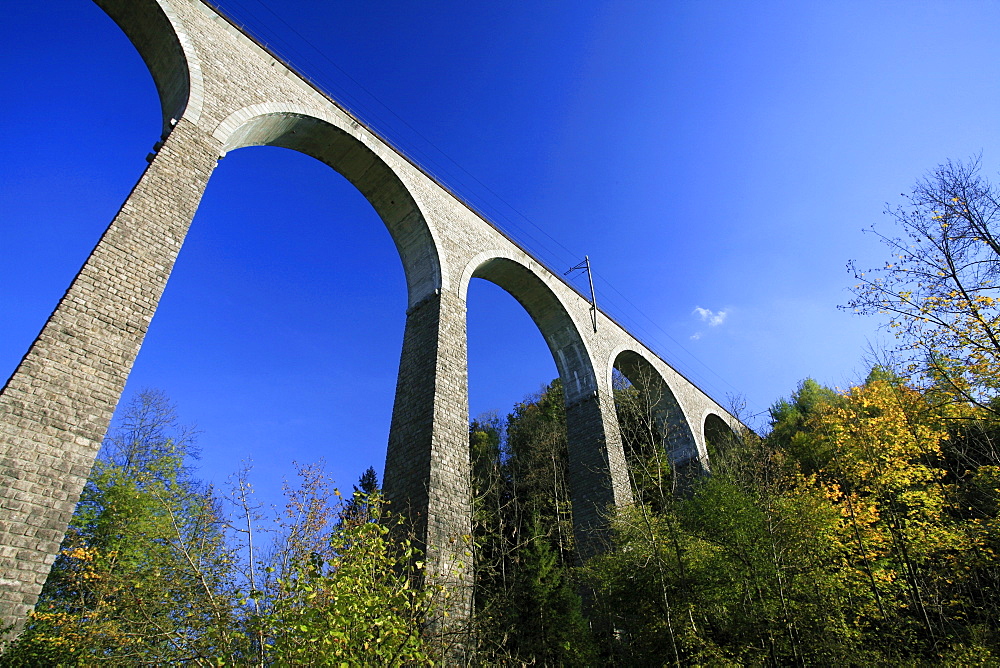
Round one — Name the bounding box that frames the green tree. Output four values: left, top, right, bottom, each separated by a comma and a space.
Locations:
3, 390, 244, 665
469, 381, 597, 664
468, 414, 515, 656
341, 465, 380, 527
507, 511, 594, 665
768, 377, 842, 475
260, 466, 436, 666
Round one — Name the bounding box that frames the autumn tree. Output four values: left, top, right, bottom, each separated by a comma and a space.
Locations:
588, 371, 1000, 664
767, 371, 1000, 661
847, 157, 1000, 411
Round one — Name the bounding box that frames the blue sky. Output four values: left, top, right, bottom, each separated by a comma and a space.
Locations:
4, 1, 1000, 506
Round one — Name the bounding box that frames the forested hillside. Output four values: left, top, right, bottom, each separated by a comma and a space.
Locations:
4, 159, 1000, 665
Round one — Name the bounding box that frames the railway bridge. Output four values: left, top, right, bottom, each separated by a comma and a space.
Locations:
0, 0, 741, 633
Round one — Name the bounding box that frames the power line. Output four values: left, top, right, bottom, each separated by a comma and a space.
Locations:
217, 0, 585, 274
209, 0, 762, 417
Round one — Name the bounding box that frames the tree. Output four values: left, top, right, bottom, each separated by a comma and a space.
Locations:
260, 467, 436, 665
467, 382, 597, 664
589, 371, 1000, 664
767, 371, 1000, 661
768, 378, 843, 475
612, 368, 676, 506
2, 390, 244, 665
588, 403, 873, 666
847, 157, 1000, 411
2, 395, 441, 666
467, 414, 514, 655
340, 465, 380, 528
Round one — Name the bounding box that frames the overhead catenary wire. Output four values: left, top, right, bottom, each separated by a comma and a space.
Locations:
212, 0, 761, 418
214, 0, 586, 274
208, 0, 765, 419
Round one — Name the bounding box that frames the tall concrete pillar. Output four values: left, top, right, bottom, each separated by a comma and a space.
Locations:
0, 119, 219, 634
383, 288, 473, 621
565, 388, 633, 560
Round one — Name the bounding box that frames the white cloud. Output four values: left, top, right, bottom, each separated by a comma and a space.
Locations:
690, 332, 702, 340
693, 306, 728, 327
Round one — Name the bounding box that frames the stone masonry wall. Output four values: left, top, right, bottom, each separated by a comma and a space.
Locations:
0, 118, 221, 633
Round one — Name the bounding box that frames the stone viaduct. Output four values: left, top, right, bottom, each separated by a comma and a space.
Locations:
0, 0, 742, 633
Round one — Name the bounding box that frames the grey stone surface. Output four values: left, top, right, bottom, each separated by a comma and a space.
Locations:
0, 0, 744, 636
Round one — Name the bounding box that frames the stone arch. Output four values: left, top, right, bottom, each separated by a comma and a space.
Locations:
95, 0, 204, 134
704, 411, 740, 460
215, 107, 443, 306
0, 0, 747, 637
611, 348, 702, 481
461, 251, 631, 553
460, 251, 596, 402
